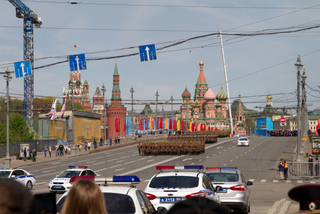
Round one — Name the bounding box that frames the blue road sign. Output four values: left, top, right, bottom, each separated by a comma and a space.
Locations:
14, 60, 32, 78
139, 44, 157, 62
69, 54, 87, 71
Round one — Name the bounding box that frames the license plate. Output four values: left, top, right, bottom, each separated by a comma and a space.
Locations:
218, 189, 227, 193
53, 186, 62, 189
160, 197, 182, 203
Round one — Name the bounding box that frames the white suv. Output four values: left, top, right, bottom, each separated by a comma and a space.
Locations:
144, 165, 221, 211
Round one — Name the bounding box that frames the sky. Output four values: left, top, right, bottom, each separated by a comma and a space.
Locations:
0, 0, 320, 115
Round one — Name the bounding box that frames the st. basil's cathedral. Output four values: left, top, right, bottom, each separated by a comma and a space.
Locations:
180, 59, 229, 130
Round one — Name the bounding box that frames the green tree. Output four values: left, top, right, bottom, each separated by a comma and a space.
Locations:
244, 116, 256, 135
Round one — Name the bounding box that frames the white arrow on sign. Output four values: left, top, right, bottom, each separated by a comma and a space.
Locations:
20, 63, 25, 77
145, 46, 150, 61
75, 56, 80, 71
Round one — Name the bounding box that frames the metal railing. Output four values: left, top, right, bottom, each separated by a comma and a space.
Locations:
275, 162, 320, 179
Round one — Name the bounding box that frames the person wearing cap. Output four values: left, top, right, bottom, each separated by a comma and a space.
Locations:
308, 155, 314, 176
288, 184, 320, 213
278, 159, 284, 180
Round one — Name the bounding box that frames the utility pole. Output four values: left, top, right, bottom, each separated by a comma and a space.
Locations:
295, 55, 303, 162
301, 69, 308, 138
130, 86, 135, 141
69, 81, 76, 155
2, 69, 13, 168
155, 91, 159, 137
101, 84, 107, 146
170, 96, 173, 134
219, 30, 233, 136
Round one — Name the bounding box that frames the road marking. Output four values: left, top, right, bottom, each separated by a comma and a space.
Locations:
212, 154, 215, 156
42, 170, 55, 173
310, 181, 316, 184
110, 164, 123, 169
260, 179, 267, 182
131, 154, 136, 156
115, 168, 125, 171
143, 180, 149, 182
35, 182, 48, 185
240, 154, 243, 156
228, 147, 231, 149
224, 164, 227, 166
249, 179, 255, 182
219, 152, 221, 154
92, 156, 103, 160
199, 159, 202, 162
286, 180, 291, 183
120, 156, 129, 159
43, 166, 57, 170
230, 160, 233, 162
125, 160, 136, 165
116, 160, 124, 163
191, 163, 194, 165
86, 161, 94, 163
235, 156, 238, 159
147, 159, 154, 162
137, 157, 147, 161
92, 162, 102, 166
206, 156, 209, 158
297, 180, 303, 183
273, 180, 278, 183
183, 158, 192, 161
224, 150, 226, 152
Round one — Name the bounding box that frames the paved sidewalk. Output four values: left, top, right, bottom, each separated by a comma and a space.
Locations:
0, 140, 139, 168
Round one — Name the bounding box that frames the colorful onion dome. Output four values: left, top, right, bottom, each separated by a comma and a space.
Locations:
215, 100, 222, 108
182, 87, 191, 98
216, 86, 228, 100
204, 87, 216, 100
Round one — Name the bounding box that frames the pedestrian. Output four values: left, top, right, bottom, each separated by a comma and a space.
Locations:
278, 159, 284, 180
32, 148, 37, 162
55, 143, 59, 156
84, 141, 88, 151
315, 158, 319, 178
114, 137, 117, 145
308, 155, 314, 176
109, 138, 112, 146
65, 144, 69, 155
138, 133, 141, 140
100, 138, 103, 146
284, 160, 288, 180
93, 139, 97, 149
117, 134, 120, 144
59, 143, 64, 156
60, 179, 106, 214
23, 147, 27, 161
78, 144, 82, 152
43, 144, 48, 157
48, 145, 52, 157
88, 141, 91, 150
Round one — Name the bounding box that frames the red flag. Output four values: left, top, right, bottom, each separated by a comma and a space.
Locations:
139, 118, 143, 131
173, 120, 176, 130
169, 119, 172, 130
124, 118, 126, 131
160, 118, 163, 129
181, 121, 184, 131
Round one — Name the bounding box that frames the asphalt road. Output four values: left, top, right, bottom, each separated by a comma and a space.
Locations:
26, 136, 309, 213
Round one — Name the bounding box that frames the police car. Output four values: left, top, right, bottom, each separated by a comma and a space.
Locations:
56, 175, 160, 214
48, 166, 100, 193
205, 167, 253, 214
144, 165, 222, 210
0, 168, 36, 190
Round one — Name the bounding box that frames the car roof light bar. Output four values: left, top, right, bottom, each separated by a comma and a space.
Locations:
206, 167, 237, 172
68, 166, 76, 169
94, 175, 140, 186
156, 165, 204, 171
79, 166, 88, 169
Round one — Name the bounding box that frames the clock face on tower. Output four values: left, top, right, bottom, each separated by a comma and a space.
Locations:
75, 80, 81, 88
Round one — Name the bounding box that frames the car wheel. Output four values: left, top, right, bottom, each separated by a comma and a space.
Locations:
26, 181, 33, 190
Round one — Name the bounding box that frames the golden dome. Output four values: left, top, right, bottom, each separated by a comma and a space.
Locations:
199, 59, 204, 66
266, 93, 272, 101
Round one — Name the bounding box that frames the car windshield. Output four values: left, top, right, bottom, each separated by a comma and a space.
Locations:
56, 193, 135, 214
57, 170, 81, 178
149, 176, 199, 188
239, 138, 248, 141
0, 171, 11, 178
206, 173, 239, 182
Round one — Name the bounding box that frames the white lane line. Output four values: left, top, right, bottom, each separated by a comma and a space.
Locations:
116, 160, 124, 163
107, 158, 119, 162
230, 160, 233, 162
235, 156, 238, 159
115, 168, 125, 171
92, 162, 103, 166
131, 154, 136, 156
32, 170, 39, 172
199, 159, 202, 162
110, 164, 123, 169
120, 156, 129, 159
206, 156, 209, 158
86, 161, 95, 163
42, 170, 55, 173
260, 179, 267, 182
223, 164, 227, 166
273, 180, 278, 183
43, 166, 58, 170
310, 181, 316, 184
143, 180, 149, 182
249, 179, 255, 182
183, 158, 192, 161
92, 156, 103, 160
297, 180, 303, 183
125, 160, 136, 165
147, 159, 154, 162
286, 180, 291, 183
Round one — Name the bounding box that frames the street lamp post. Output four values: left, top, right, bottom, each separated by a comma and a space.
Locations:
4, 68, 12, 168
101, 84, 107, 147
69, 81, 76, 156
295, 55, 303, 162
130, 87, 135, 141
155, 91, 159, 137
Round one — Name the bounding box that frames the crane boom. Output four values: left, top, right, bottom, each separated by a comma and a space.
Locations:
8, 0, 42, 129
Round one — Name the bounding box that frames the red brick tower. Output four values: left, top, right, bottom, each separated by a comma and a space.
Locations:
107, 61, 126, 140
194, 59, 208, 118
80, 80, 91, 110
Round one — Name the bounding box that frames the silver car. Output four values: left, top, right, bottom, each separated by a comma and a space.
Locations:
205, 167, 253, 214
